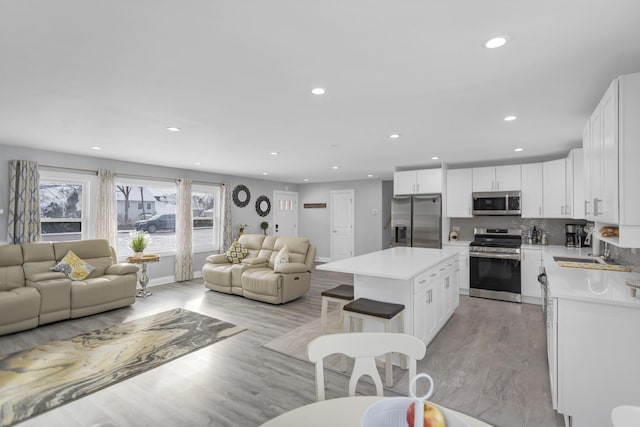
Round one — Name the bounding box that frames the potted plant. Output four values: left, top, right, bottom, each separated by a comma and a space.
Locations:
260, 221, 269, 235
129, 230, 151, 256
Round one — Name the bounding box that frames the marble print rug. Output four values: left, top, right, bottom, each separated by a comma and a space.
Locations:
0, 308, 246, 427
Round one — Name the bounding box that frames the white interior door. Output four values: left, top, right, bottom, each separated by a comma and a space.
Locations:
330, 190, 354, 261
273, 190, 298, 237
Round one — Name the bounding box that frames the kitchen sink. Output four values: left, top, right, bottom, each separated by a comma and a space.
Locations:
553, 256, 605, 264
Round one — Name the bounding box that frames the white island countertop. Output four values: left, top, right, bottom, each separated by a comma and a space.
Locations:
543, 245, 640, 309
317, 247, 459, 280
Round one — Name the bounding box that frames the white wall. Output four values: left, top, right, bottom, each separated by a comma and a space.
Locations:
298, 179, 385, 260
0, 143, 297, 282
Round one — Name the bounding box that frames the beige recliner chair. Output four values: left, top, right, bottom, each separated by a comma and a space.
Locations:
202, 234, 316, 304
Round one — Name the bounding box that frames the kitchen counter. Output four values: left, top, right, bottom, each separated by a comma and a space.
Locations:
442, 240, 471, 247
542, 245, 640, 309
316, 247, 459, 280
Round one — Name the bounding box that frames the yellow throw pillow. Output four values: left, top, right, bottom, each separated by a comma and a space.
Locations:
52, 250, 95, 280
274, 245, 289, 272
225, 241, 249, 264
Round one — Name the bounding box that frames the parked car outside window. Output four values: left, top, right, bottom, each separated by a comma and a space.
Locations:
134, 213, 175, 233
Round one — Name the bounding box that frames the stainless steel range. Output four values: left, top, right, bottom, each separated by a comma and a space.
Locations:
469, 228, 522, 303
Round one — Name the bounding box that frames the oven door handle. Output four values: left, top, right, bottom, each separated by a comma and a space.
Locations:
469, 252, 521, 261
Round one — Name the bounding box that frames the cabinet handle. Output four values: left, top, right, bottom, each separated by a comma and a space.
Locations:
584, 200, 591, 215
561, 206, 565, 215
468, 207, 471, 215
539, 206, 542, 216
566, 205, 571, 216
594, 198, 601, 216
430, 273, 437, 277
419, 279, 426, 284
496, 181, 500, 190
454, 268, 460, 272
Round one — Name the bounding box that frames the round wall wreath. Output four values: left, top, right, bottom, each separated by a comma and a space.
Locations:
232, 184, 251, 208
255, 195, 271, 217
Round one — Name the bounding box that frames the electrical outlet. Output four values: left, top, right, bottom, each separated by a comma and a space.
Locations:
452, 226, 460, 232
0, 208, 4, 215
372, 209, 379, 215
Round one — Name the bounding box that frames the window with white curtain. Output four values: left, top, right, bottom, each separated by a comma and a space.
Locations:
114, 178, 222, 257
39, 169, 96, 242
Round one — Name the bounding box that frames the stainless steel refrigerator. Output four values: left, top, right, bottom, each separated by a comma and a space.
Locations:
391, 194, 442, 248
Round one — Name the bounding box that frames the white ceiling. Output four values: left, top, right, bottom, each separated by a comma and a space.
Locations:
2, 1, 640, 183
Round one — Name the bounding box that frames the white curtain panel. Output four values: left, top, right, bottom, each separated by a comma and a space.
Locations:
8, 160, 41, 244
222, 182, 233, 250
175, 178, 193, 282
96, 169, 117, 252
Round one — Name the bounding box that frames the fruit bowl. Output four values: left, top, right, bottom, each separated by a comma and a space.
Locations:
361, 397, 469, 427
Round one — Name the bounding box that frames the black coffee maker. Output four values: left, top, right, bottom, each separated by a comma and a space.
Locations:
565, 224, 589, 247
565, 224, 577, 247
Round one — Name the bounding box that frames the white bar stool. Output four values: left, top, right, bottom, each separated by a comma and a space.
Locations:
342, 297, 406, 387
320, 284, 354, 329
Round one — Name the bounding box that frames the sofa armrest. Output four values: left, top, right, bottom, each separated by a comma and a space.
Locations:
242, 257, 269, 267
277, 263, 310, 274
206, 254, 229, 264
105, 263, 139, 275
26, 271, 67, 282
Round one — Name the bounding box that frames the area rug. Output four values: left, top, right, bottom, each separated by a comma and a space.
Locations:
0, 308, 246, 427
262, 310, 407, 387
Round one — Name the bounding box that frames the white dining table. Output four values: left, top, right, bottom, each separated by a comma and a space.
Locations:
261, 396, 493, 427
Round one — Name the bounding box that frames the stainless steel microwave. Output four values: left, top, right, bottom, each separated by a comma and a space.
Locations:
472, 191, 521, 215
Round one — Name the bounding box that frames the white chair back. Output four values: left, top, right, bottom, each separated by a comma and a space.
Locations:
306, 332, 426, 401
612, 405, 640, 427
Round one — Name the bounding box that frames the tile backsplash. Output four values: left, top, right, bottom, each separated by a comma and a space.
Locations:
449, 217, 640, 272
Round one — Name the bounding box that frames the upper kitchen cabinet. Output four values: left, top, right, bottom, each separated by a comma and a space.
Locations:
394, 168, 443, 195
583, 72, 640, 247
521, 163, 544, 218
472, 165, 521, 192
446, 168, 472, 217
566, 148, 584, 219
543, 158, 567, 218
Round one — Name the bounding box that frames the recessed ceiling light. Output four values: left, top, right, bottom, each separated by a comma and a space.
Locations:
367, 174, 373, 178
303, 178, 309, 182
269, 152, 279, 156
167, 127, 181, 132
91, 146, 101, 150
332, 166, 339, 170
484, 36, 509, 49
432, 156, 439, 160
389, 134, 400, 139
195, 162, 201, 166
504, 115, 517, 121
514, 148, 524, 152
262, 172, 269, 175
311, 88, 326, 95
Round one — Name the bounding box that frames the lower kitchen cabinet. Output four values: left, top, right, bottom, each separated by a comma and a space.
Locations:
521, 247, 542, 304
549, 297, 640, 426
443, 243, 469, 294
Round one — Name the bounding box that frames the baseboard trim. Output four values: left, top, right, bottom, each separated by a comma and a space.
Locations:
148, 275, 176, 288
315, 256, 331, 263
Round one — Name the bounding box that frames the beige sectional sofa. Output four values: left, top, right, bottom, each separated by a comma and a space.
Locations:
202, 234, 316, 304
0, 239, 139, 336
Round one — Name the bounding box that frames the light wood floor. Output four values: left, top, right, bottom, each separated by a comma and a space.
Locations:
0, 270, 562, 427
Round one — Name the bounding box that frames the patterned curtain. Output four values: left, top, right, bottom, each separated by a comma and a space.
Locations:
95, 169, 117, 253
8, 160, 41, 244
175, 178, 193, 282
222, 182, 233, 251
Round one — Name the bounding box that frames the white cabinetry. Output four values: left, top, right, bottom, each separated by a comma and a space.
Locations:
412, 258, 460, 344
554, 298, 640, 426
472, 165, 521, 192
566, 148, 584, 219
543, 158, 567, 218
394, 168, 443, 195
442, 243, 469, 294
583, 72, 640, 247
445, 169, 472, 217
521, 163, 544, 218
521, 248, 542, 304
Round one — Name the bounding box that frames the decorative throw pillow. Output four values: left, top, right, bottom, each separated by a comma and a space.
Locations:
225, 241, 249, 264
274, 245, 290, 272
52, 250, 95, 280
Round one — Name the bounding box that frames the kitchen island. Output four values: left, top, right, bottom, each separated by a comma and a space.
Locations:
541, 245, 640, 427
317, 247, 460, 345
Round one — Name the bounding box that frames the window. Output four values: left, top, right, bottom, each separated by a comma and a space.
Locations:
192, 184, 222, 252
39, 170, 95, 242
